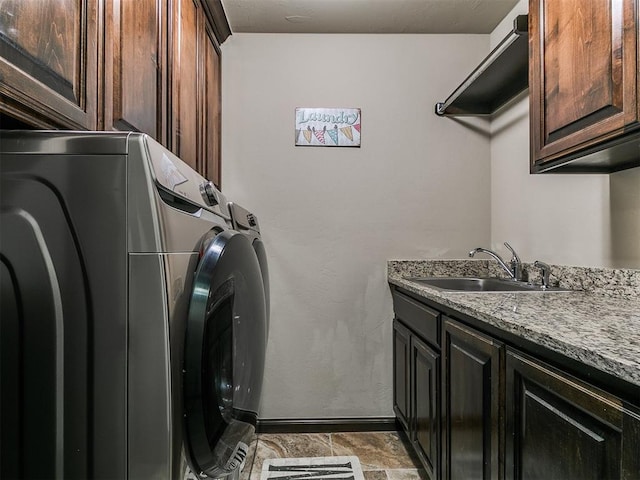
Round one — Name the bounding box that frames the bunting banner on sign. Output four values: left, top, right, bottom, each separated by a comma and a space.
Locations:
339, 126, 354, 141
295, 108, 361, 147
313, 126, 326, 144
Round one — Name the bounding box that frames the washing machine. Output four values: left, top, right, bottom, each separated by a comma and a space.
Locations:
228, 202, 270, 334
0, 131, 267, 479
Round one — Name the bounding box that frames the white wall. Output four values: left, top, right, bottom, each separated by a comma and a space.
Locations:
222, 34, 492, 418
489, 0, 640, 268
220, 6, 640, 421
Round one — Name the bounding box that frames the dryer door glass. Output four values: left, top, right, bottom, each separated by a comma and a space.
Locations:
184, 230, 266, 478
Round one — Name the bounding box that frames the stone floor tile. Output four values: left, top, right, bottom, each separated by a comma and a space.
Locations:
330, 432, 420, 470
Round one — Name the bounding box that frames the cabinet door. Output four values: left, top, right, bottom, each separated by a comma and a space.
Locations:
0, 0, 98, 129
393, 319, 411, 431
412, 335, 440, 480
171, 0, 200, 172
442, 317, 503, 480
201, 22, 221, 187
530, 0, 638, 166
170, 0, 222, 183
103, 0, 164, 140
505, 349, 640, 480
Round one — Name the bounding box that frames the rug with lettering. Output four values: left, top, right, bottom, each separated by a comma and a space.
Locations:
260, 456, 364, 480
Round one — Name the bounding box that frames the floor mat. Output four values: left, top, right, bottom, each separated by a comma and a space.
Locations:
260, 456, 364, 480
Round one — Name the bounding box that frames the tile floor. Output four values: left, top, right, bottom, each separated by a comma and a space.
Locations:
242, 432, 426, 480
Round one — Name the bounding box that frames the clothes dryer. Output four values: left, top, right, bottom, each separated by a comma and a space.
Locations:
0, 131, 267, 479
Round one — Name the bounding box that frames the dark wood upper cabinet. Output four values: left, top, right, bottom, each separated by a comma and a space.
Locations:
1, 0, 226, 186
529, 0, 640, 172
169, 0, 222, 186
202, 23, 221, 186
103, 0, 166, 141
0, 0, 99, 129
170, 0, 200, 173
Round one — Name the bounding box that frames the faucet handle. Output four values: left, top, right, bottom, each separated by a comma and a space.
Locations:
504, 242, 521, 263
533, 260, 551, 289
504, 242, 522, 280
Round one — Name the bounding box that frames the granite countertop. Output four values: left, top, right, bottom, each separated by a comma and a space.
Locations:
388, 260, 640, 390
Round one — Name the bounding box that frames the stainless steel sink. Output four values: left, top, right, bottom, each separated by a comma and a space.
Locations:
404, 277, 572, 293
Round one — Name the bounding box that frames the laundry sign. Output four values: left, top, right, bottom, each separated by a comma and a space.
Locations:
295, 107, 361, 147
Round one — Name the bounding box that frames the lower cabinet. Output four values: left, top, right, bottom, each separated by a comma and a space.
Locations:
392, 290, 441, 480
393, 319, 441, 480
505, 349, 640, 480
391, 287, 640, 480
393, 319, 411, 430
442, 317, 502, 480
412, 334, 440, 478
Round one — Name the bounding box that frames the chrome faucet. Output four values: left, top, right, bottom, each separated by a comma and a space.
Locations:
533, 260, 551, 289
469, 242, 522, 281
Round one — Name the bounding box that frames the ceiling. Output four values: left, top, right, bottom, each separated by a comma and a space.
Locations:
220, 0, 520, 34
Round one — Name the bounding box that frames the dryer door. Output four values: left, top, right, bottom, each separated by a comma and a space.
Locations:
183, 230, 267, 478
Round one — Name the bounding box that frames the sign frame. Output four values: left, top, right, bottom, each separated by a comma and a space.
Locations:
295, 107, 361, 147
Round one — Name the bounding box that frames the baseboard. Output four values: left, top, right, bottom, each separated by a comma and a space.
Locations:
256, 417, 399, 434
